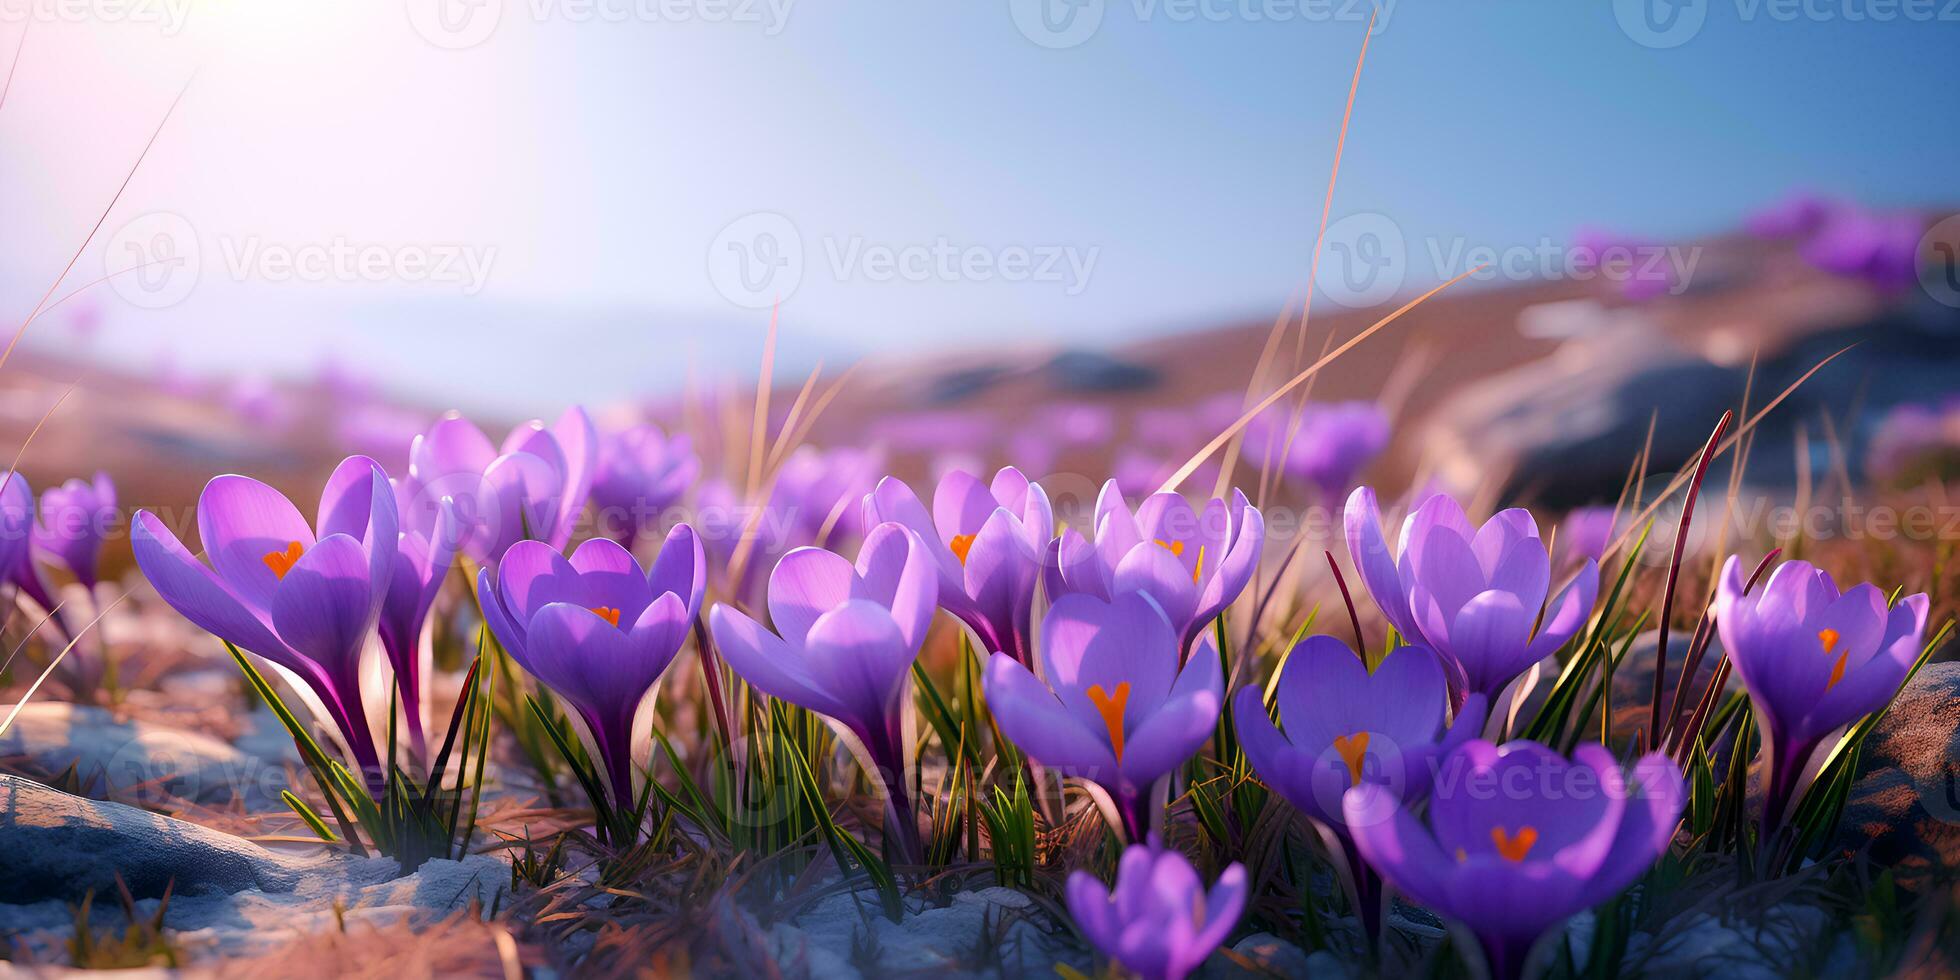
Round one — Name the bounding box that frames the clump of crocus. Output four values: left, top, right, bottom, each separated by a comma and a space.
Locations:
708, 522, 937, 861
865, 467, 1051, 666
1045, 480, 1263, 656
1345, 740, 1685, 980
1712, 554, 1928, 835
1345, 487, 1598, 704
590, 422, 700, 550
377, 494, 461, 758
478, 527, 704, 819
399, 408, 596, 565
1066, 836, 1246, 980
31, 472, 117, 593
133, 456, 399, 785
1234, 637, 1485, 942
983, 592, 1221, 841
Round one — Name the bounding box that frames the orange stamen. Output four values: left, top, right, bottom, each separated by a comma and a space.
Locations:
1819, 628, 1849, 690
950, 533, 976, 564
262, 541, 304, 579
1332, 732, 1370, 784
1155, 538, 1184, 557
1491, 826, 1538, 862
1191, 544, 1206, 584
591, 606, 622, 627
1086, 682, 1132, 762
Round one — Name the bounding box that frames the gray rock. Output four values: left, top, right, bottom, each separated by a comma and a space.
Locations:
1835, 661, 1960, 884
0, 775, 511, 963
0, 773, 352, 905
0, 704, 288, 809
1042, 350, 1159, 393
1421, 327, 1746, 508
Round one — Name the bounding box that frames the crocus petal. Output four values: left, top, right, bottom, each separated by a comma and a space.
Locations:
197, 475, 318, 613
1188, 864, 1248, 973
769, 546, 856, 647
1525, 559, 1600, 663
1118, 686, 1220, 789
868, 476, 963, 596
1344, 486, 1417, 639
958, 509, 1037, 656
708, 604, 844, 718
1575, 750, 1685, 908
475, 566, 528, 663
1234, 685, 1327, 821
932, 468, 1000, 540
131, 510, 287, 657
982, 651, 1119, 777
1448, 589, 1540, 697
1344, 783, 1454, 909
566, 536, 656, 625
409, 414, 496, 483
547, 406, 597, 548
1112, 542, 1199, 641
268, 534, 376, 678
854, 522, 938, 651
800, 599, 914, 731
1192, 501, 1262, 636
624, 591, 691, 685
1042, 592, 1179, 715
648, 522, 707, 616
496, 539, 582, 622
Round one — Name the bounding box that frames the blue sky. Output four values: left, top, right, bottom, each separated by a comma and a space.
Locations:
0, 0, 1953, 413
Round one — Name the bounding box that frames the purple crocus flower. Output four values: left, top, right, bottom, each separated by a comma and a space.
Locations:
864, 467, 1051, 666
399, 408, 596, 565
1234, 637, 1485, 941
590, 422, 700, 550
708, 522, 938, 860
1284, 401, 1390, 497
1712, 554, 1929, 832
132, 456, 398, 783
983, 592, 1222, 841
0, 473, 66, 633
377, 491, 461, 757
477, 526, 704, 812
1345, 740, 1685, 980
1045, 480, 1263, 656
1345, 487, 1599, 703
1066, 837, 1247, 980
32, 472, 117, 592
